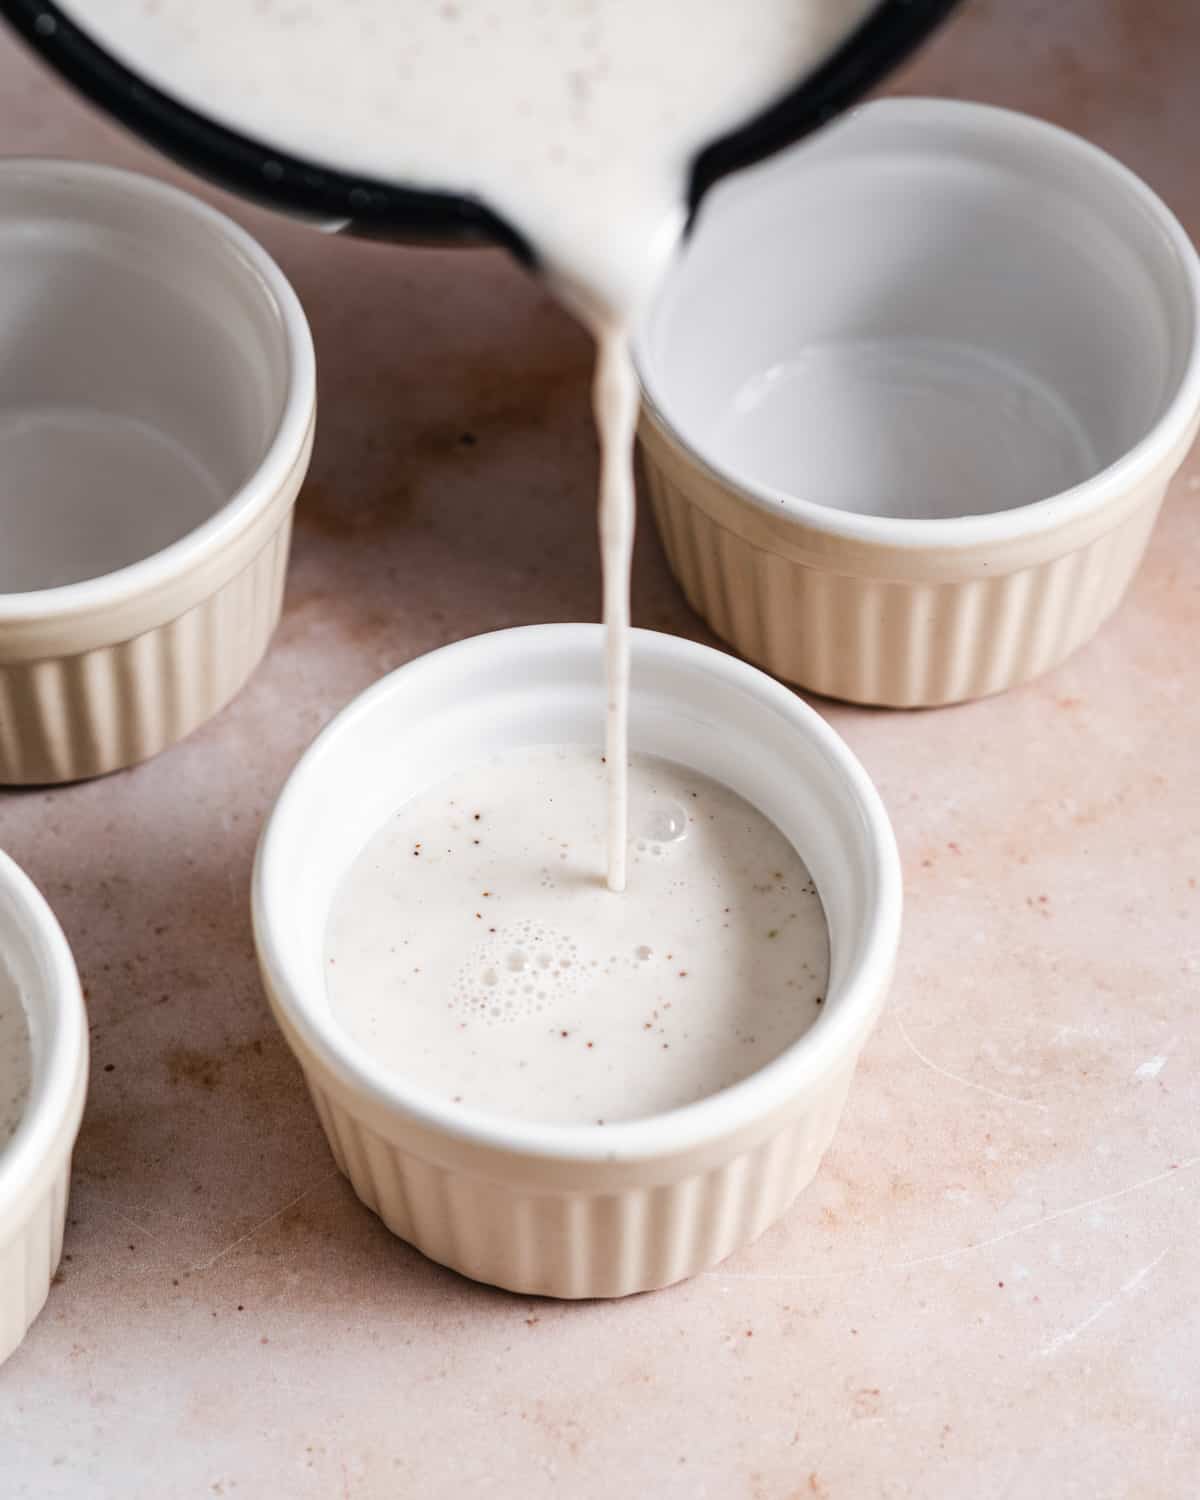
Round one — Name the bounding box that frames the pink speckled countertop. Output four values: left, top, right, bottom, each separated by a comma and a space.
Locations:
2, 4, 1199, 1496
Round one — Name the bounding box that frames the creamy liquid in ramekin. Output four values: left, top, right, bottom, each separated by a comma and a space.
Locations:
325, 747, 829, 1124
0, 957, 31, 1153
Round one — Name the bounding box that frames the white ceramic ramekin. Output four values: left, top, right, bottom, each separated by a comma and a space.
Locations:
0, 850, 87, 1367
638, 99, 1200, 707
253, 624, 901, 1298
0, 159, 315, 783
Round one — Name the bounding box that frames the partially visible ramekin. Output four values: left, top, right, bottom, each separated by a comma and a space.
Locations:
253, 625, 901, 1298
638, 100, 1200, 707
0, 850, 87, 1367
0, 160, 315, 782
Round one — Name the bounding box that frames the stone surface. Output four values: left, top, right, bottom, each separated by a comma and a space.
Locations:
1, 3, 1198, 1495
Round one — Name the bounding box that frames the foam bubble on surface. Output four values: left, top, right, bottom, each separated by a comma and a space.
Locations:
453, 919, 579, 1025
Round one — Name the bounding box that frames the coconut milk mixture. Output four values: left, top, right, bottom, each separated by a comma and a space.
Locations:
0, 957, 31, 1151
75, 2, 853, 1116
326, 747, 828, 1124
67, 0, 870, 886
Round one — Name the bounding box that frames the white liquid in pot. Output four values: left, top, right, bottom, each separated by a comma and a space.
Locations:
65, 0, 872, 886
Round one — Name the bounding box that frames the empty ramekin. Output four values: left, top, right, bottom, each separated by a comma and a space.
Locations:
0, 849, 87, 1367
253, 624, 901, 1298
638, 99, 1200, 707
0, 159, 315, 783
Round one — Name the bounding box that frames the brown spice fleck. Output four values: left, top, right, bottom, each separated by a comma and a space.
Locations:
164, 1044, 223, 1092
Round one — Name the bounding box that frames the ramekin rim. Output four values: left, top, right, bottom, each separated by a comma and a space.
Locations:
0, 157, 316, 623
0, 849, 88, 1235
636, 97, 1200, 553
252, 624, 903, 1164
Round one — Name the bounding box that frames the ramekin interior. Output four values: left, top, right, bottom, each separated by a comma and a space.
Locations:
0, 851, 86, 1236
0, 160, 313, 608
254, 625, 901, 1161
637, 99, 1200, 542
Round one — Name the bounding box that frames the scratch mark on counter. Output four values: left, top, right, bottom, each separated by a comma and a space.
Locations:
189, 1169, 340, 1273
704, 1158, 1199, 1282
894, 1012, 1049, 1112
1039, 1247, 1169, 1357
110, 1207, 165, 1246
896, 1160, 1197, 1270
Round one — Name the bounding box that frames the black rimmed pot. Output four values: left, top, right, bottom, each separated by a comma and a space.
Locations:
2, 0, 962, 264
